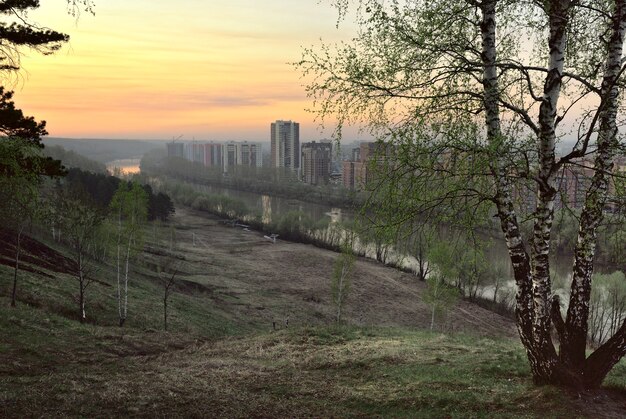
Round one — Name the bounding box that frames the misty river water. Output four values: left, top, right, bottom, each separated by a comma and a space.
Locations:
106, 158, 141, 175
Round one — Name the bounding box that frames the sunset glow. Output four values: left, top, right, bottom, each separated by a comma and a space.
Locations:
14, 0, 357, 141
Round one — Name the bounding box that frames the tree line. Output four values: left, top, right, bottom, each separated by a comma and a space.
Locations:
140, 149, 360, 210
0, 82, 174, 326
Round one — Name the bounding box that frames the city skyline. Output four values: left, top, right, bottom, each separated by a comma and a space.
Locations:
12, 1, 363, 141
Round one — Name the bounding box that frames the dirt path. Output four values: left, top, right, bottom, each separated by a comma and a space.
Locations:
169, 208, 517, 337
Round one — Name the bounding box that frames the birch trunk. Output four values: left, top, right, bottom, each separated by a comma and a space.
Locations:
116, 205, 123, 325
430, 306, 435, 331
336, 264, 347, 322
163, 290, 168, 331
523, 0, 572, 381
562, 0, 626, 381
120, 233, 132, 327
78, 251, 86, 323
480, 0, 569, 383
480, 0, 540, 376
11, 225, 24, 308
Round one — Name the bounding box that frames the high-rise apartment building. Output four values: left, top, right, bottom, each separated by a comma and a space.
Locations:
270, 120, 300, 171
172, 141, 262, 172
166, 142, 184, 158
301, 141, 332, 185
223, 141, 263, 172
238, 141, 262, 168
203, 143, 223, 167
342, 141, 391, 189
342, 161, 355, 189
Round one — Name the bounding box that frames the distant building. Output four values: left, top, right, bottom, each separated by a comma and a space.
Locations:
351, 147, 360, 162
342, 141, 390, 190
166, 142, 184, 158
301, 141, 332, 185
556, 160, 595, 210
203, 143, 223, 168
342, 160, 355, 189
239, 141, 263, 168
271, 120, 300, 171
610, 156, 626, 211
169, 141, 262, 172
223, 141, 263, 172
224, 142, 238, 170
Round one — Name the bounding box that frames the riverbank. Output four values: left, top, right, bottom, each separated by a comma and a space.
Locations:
166, 207, 518, 334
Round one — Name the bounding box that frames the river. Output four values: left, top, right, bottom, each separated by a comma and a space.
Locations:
193, 183, 351, 226
106, 158, 141, 175
187, 182, 576, 285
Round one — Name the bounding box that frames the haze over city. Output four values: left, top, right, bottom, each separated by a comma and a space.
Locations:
16, 0, 360, 141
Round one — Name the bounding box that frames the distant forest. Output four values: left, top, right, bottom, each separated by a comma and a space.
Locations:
63, 168, 175, 222
43, 145, 107, 174
44, 138, 164, 163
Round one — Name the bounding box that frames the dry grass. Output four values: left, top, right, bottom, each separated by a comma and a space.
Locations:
0, 209, 624, 417
3, 325, 624, 418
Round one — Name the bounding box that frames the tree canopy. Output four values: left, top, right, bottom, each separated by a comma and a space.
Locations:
300, 0, 626, 388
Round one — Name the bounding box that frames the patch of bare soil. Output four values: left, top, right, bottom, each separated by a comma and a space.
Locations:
0, 228, 77, 275
170, 208, 517, 338
572, 388, 626, 419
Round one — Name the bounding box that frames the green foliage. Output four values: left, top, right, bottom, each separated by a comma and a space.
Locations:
0, 99, 64, 178
0, 139, 57, 230
277, 211, 313, 238
331, 235, 356, 322
110, 180, 149, 246
422, 275, 460, 331
427, 233, 490, 299
589, 271, 626, 344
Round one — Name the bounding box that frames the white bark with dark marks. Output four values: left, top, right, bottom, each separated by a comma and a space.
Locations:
561, 0, 626, 375
530, 0, 572, 359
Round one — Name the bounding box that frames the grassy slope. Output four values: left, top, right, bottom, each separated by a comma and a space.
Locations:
0, 210, 625, 418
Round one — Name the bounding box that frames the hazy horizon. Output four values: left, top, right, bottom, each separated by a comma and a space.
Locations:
15, 0, 363, 141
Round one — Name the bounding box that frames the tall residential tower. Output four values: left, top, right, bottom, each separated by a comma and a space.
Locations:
301, 141, 332, 185
270, 120, 300, 171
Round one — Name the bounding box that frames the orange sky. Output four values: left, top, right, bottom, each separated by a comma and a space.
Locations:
12, 0, 361, 141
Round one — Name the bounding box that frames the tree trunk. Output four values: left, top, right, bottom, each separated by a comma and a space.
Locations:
584, 319, 626, 388
120, 233, 132, 327
430, 306, 435, 331
11, 225, 24, 308
163, 292, 168, 331
79, 273, 85, 323
493, 282, 499, 303
336, 265, 346, 322
117, 207, 123, 325
561, 0, 626, 374
480, 0, 565, 384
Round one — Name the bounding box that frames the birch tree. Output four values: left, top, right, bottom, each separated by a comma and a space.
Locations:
110, 181, 147, 327
331, 234, 356, 322
300, 0, 626, 388
423, 275, 460, 331
61, 196, 103, 323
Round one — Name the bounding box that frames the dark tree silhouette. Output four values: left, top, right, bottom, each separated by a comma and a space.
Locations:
0, 88, 65, 177
0, 0, 94, 73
